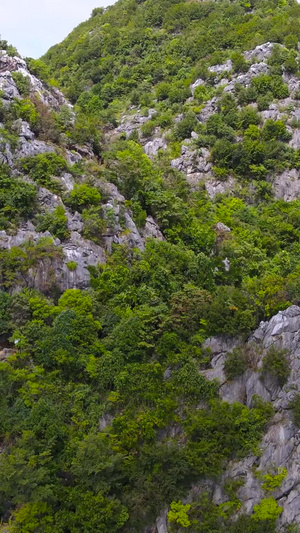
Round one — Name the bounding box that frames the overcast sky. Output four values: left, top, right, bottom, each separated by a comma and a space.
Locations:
1, 0, 114, 59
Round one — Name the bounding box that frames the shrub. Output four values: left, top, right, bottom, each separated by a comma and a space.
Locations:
261, 120, 291, 142
251, 498, 283, 522
238, 106, 261, 130
11, 72, 31, 96
141, 120, 156, 138
36, 206, 69, 240
257, 93, 273, 111
82, 206, 106, 241
168, 501, 191, 528
224, 347, 248, 380
65, 184, 101, 212
232, 52, 249, 73
0, 163, 37, 227
66, 261, 77, 271
261, 346, 290, 387
174, 112, 197, 141
11, 98, 39, 130
288, 393, 300, 427
194, 84, 212, 103
261, 468, 287, 491
21, 152, 68, 191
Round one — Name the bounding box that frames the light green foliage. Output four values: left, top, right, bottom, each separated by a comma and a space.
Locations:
65, 183, 101, 212
262, 468, 287, 491
21, 153, 68, 192
66, 261, 77, 271
251, 498, 283, 522
11, 72, 31, 97
36, 205, 69, 240
168, 501, 191, 528
10, 99, 39, 131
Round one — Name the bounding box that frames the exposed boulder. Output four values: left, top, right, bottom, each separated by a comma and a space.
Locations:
142, 216, 164, 241
0, 51, 69, 110
144, 137, 167, 158
11, 119, 34, 140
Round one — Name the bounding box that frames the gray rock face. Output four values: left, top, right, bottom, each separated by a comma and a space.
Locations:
142, 216, 164, 241
171, 145, 213, 190
202, 306, 300, 531
0, 223, 106, 292
12, 119, 34, 140
244, 42, 275, 62
116, 108, 156, 138
144, 137, 167, 158
16, 138, 55, 160
209, 60, 232, 75
0, 51, 69, 110
205, 176, 236, 198
273, 168, 300, 201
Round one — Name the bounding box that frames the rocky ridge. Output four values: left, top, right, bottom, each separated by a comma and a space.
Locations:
115, 42, 300, 202
0, 51, 163, 292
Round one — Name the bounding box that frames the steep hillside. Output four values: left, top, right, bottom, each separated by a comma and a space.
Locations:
1, 0, 300, 531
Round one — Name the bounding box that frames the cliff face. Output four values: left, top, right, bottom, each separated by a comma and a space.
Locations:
205, 306, 300, 531
3, 2, 300, 531
0, 50, 162, 293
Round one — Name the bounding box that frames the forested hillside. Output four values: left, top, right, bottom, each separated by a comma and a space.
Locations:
1, 0, 300, 531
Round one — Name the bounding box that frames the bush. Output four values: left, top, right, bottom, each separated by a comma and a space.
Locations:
261, 346, 290, 387
289, 393, 300, 427
232, 52, 249, 73
11, 72, 31, 96
174, 112, 197, 141
224, 347, 248, 380
0, 163, 37, 227
82, 206, 106, 241
35, 206, 69, 240
261, 120, 291, 142
21, 152, 68, 191
65, 184, 101, 212
238, 106, 261, 130
66, 261, 77, 271
251, 498, 283, 522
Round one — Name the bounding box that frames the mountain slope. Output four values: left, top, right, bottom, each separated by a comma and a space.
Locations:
2, 1, 300, 531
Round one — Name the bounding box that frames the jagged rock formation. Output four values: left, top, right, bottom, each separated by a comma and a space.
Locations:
0, 52, 163, 292
154, 306, 300, 532
114, 41, 300, 203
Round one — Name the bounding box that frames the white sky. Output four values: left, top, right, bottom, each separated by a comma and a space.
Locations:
1, 0, 114, 59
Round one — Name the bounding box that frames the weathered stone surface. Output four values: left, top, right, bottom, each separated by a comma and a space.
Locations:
244, 42, 275, 62
273, 168, 300, 201
0, 51, 69, 110
209, 60, 232, 75
205, 306, 300, 531
144, 137, 167, 158
171, 145, 213, 190
142, 216, 164, 241
16, 138, 55, 159
116, 108, 156, 138
205, 176, 236, 198
12, 119, 34, 140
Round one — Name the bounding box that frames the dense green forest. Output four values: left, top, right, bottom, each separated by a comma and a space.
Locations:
2, 0, 300, 531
